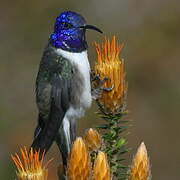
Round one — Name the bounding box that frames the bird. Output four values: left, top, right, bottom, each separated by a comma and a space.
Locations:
31, 11, 103, 169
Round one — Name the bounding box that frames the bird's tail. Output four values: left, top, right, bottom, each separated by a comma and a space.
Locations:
31, 98, 65, 156
31, 114, 61, 156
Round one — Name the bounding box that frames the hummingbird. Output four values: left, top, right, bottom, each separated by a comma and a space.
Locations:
31, 11, 103, 168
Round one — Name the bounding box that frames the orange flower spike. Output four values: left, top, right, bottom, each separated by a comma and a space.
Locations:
111, 36, 115, 60
11, 147, 49, 180
83, 128, 102, 151
94, 36, 127, 114
11, 154, 24, 173
67, 137, 91, 180
16, 153, 25, 171
107, 39, 111, 61
93, 151, 111, 180
104, 38, 107, 61
128, 142, 151, 180
95, 42, 101, 64
25, 147, 30, 168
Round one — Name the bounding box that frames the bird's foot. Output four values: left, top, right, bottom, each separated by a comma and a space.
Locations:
91, 74, 113, 100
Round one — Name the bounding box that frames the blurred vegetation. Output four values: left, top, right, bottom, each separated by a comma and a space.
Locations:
0, 0, 180, 179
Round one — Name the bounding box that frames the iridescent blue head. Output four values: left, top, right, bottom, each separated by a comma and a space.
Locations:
50, 11, 102, 52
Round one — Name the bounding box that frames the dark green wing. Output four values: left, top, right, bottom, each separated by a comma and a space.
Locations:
31, 43, 72, 154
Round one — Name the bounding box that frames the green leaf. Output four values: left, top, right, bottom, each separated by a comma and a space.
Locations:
96, 124, 109, 129
116, 138, 126, 148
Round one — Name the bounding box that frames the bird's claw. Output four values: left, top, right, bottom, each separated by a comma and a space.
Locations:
91, 72, 109, 83
91, 74, 113, 100
102, 85, 114, 92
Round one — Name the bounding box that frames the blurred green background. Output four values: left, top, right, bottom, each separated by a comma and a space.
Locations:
0, 0, 180, 179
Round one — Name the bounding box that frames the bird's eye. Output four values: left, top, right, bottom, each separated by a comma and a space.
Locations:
62, 22, 72, 29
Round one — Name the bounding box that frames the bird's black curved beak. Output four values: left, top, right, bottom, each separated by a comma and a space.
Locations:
79, 24, 103, 33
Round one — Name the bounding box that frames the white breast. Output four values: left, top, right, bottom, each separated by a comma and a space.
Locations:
57, 49, 92, 111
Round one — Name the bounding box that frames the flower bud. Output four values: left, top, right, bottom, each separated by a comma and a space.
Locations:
128, 142, 151, 180
93, 151, 111, 180
84, 128, 102, 151
67, 137, 91, 180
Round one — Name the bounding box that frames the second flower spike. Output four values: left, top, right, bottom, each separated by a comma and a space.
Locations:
93, 151, 111, 180
67, 137, 91, 180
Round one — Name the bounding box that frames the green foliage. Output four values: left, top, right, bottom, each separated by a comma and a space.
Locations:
97, 111, 129, 180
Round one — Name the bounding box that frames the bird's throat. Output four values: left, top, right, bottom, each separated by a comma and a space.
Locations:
50, 33, 88, 52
